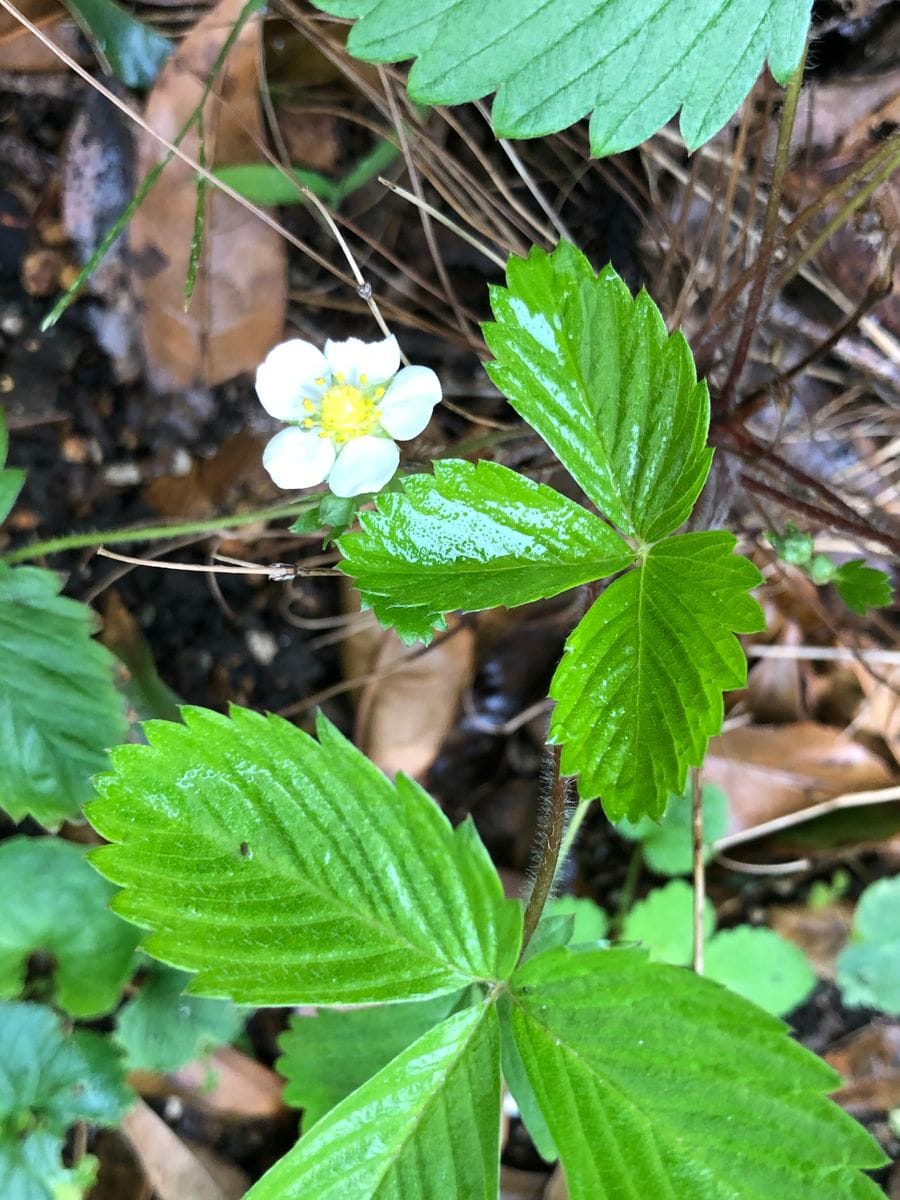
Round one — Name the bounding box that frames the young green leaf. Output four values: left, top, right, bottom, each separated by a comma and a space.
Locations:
278, 990, 465, 1130
64, 0, 172, 88
621, 878, 715, 967
485, 245, 713, 543
550, 531, 764, 821
705, 926, 816, 1017
115, 961, 244, 1071
543, 896, 609, 944
0, 565, 127, 828
339, 458, 634, 644
307, 1, 811, 155
88, 707, 522, 1005
837, 877, 900, 1015
505, 947, 886, 1200
0, 411, 25, 526
0, 1002, 132, 1200
0, 837, 140, 1017
618, 782, 729, 875
833, 559, 893, 615
247, 1003, 501, 1200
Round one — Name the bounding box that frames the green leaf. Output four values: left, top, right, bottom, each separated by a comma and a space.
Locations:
0, 412, 25, 526
247, 1003, 501, 1200
214, 164, 339, 207
621, 878, 714, 966
0, 1001, 132, 1132
485, 246, 713, 542
87, 707, 522, 1005
837, 877, 900, 1015
307, 1, 811, 155
0, 837, 140, 1017
618, 782, 729, 875
0, 565, 128, 828
63, 0, 172, 88
544, 896, 609, 944
550, 532, 764, 821
115, 961, 244, 1072
339, 458, 633, 644
505, 946, 886, 1200
705, 926, 816, 1017
278, 990, 464, 1130
1, 1131, 97, 1200
833, 560, 893, 615
0, 1002, 131, 1200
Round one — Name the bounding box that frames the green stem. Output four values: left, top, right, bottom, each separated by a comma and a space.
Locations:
611, 844, 643, 939
554, 795, 592, 882
1, 499, 320, 564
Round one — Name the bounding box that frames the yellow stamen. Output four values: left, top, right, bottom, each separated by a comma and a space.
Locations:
374, 386, 385, 399
303, 398, 315, 412
319, 382, 379, 441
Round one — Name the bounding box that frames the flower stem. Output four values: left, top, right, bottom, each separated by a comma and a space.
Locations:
521, 744, 569, 953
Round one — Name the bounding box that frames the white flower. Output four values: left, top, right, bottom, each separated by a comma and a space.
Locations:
255, 335, 442, 498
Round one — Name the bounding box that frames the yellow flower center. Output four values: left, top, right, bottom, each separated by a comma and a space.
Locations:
318, 383, 380, 444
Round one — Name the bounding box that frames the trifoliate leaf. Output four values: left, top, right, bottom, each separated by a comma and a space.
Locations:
621, 878, 714, 966
837, 877, 900, 1015
618, 782, 729, 875
0, 565, 127, 828
247, 1003, 501, 1200
0, 837, 140, 1017
88, 707, 522, 1005
278, 990, 464, 1130
704, 926, 816, 1017
833, 560, 893, 615
0, 412, 25, 526
115, 961, 244, 1072
505, 947, 886, 1200
486, 246, 712, 543
550, 531, 763, 820
308, 1, 811, 155
338, 458, 633, 644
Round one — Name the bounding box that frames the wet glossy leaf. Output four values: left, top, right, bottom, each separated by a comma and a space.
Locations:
837, 877, 900, 1015
339, 458, 633, 644
64, 0, 171, 88
833, 560, 893, 615
248, 1004, 501, 1199
88, 707, 522, 1005
0, 412, 25, 526
485, 245, 712, 542
550, 532, 764, 821
115, 961, 244, 1071
0, 565, 127, 828
308, 0, 811, 155
0, 1001, 132, 1200
505, 947, 886, 1200
278, 990, 464, 1130
705, 926, 816, 1017
0, 837, 140, 1017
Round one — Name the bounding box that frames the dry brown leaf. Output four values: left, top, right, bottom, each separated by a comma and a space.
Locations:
121, 1097, 233, 1200
143, 429, 268, 517
703, 722, 895, 836
129, 0, 287, 390
171, 1045, 285, 1118
347, 609, 476, 779
851, 662, 900, 768
0, 0, 85, 71
745, 623, 807, 724
826, 1022, 900, 1116
768, 901, 855, 980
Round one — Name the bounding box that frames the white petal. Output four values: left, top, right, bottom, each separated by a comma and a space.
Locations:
255, 339, 329, 420
262, 427, 335, 489
328, 436, 400, 497
378, 365, 442, 440
324, 335, 400, 387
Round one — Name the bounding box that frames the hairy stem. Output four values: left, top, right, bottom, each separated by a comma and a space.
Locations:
719, 45, 808, 410
521, 744, 569, 952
